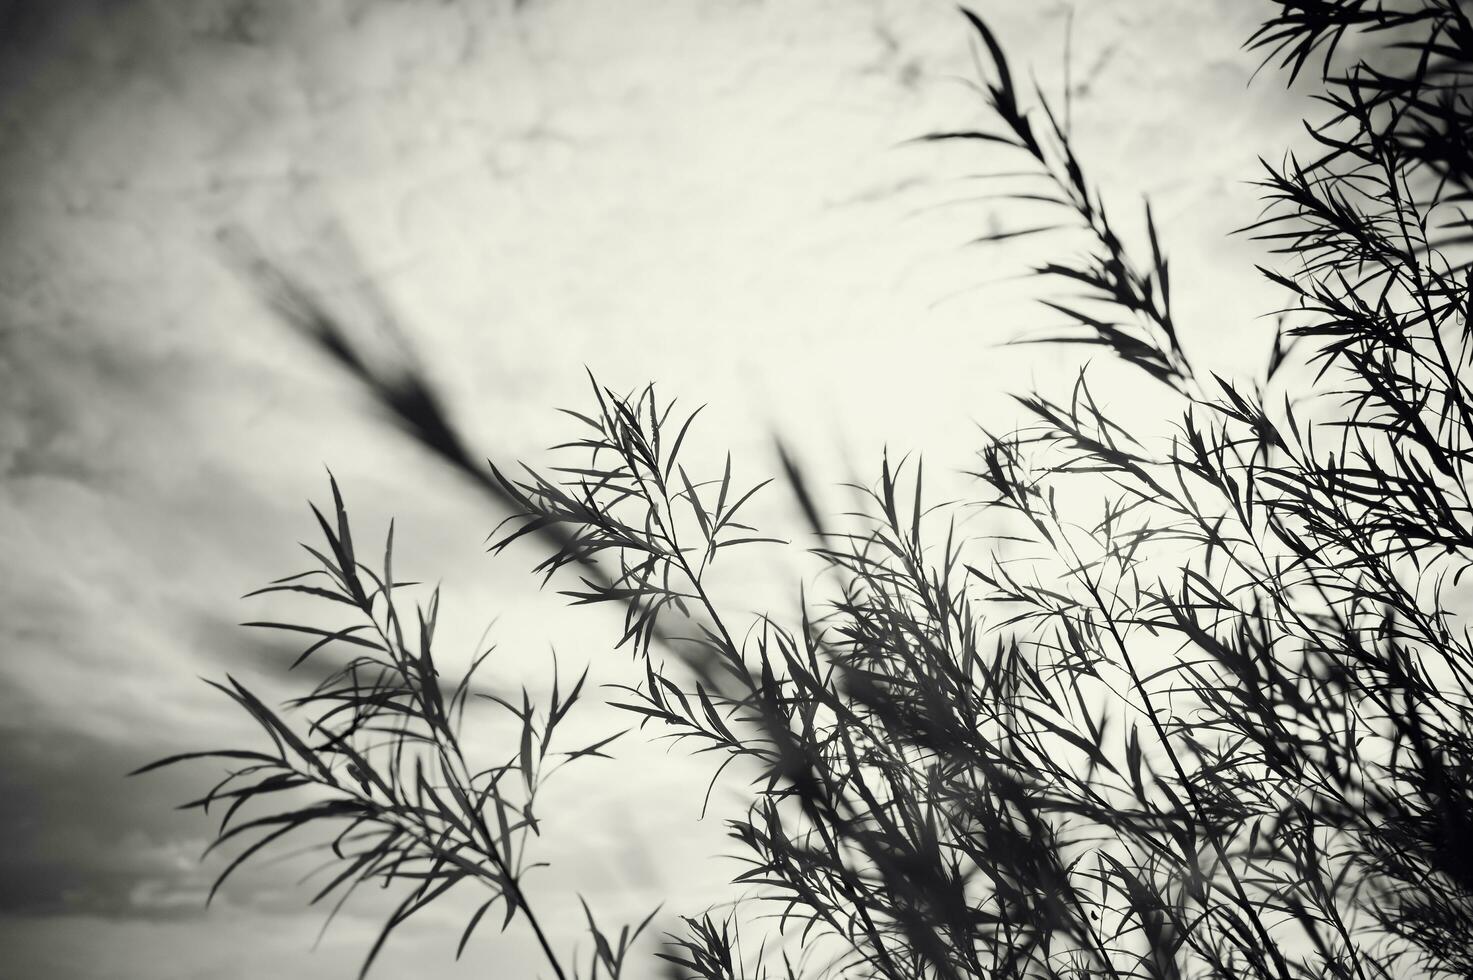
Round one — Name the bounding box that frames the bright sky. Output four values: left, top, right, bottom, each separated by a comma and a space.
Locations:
0, 1, 1308, 976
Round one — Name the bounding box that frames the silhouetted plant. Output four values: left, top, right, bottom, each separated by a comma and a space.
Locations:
145, 3, 1473, 977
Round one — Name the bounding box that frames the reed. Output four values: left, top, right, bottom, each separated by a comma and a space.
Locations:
144, 4, 1473, 977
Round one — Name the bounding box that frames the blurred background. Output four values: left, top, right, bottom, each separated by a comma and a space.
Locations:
1, 1, 1304, 976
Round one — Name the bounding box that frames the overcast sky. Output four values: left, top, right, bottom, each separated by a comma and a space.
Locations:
1, 1, 1308, 976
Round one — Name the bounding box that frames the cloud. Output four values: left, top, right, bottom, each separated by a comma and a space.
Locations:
0, 716, 206, 919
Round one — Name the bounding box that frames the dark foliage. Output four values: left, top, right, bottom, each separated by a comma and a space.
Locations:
145, 3, 1473, 977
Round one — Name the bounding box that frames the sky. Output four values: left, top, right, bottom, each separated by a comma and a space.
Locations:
0, 1, 1310, 976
